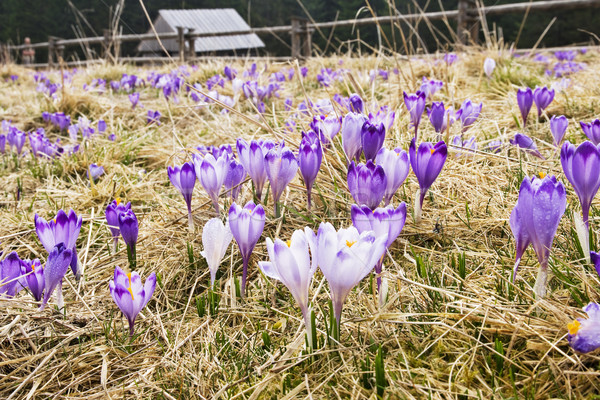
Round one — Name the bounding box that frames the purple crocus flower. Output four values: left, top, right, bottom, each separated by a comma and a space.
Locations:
404, 91, 426, 138
229, 201, 266, 297
420, 77, 443, 100
0, 134, 5, 154
20, 258, 44, 302
259, 227, 317, 347
223, 159, 246, 202
561, 141, 600, 227
341, 112, 367, 163
592, 251, 600, 279
106, 199, 132, 252
109, 266, 156, 336
351, 203, 407, 297
428, 102, 447, 134
509, 175, 566, 298
375, 147, 410, 206
409, 139, 448, 221
118, 208, 139, 270
224, 66, 237, 81
517, 88, 533, 126
41, 244, 73, 310
361, 121, 385, 161
580, 120, 600, 145
98, 120, 107, 134
35, 209, 82, 280
315, 222, 388, 329
459, 100, 482, 132
0, 252, 23, 298
533, 86, 555, 117
452, 136, 478, 157
444, 53, 458, 65
87, 163, 105, 181
8, 129, 26, 155
236, 138, 275, 200
168, 162, 196, 230
347, 161, 387, 210
510, 133, 544, 159
298, 131, 322, 209
550, 115, 568, 146
349, 93, 364, 113
311, 115, 342, 146
147, 110, 161, 125
567, 302, 600, 353
194, 153, 230, 214
129, 92, 140, 109
265, 143, 298, 216
369, 106, 395, 132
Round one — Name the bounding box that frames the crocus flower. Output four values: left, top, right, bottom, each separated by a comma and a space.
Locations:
510, 133, 544, 159
236, 138, 275, 200
561, 141, 600, 227
298, 131, 322, 209
509, 175, 566, 298
361, 121, 386, 161
200, 218, 233, 287
349, 93, 364, 113
41, 244, 73, 310
265, 143, 298, 216
428, 102, 447, 134
550, 115, 568, 146
341, 112, 367, 163
404, 91, 426, 138
420, 77, 443, 99
106, 199, 131, 252
194, 153, 230, 214
347, 161, 387, 210
98, 120, 106, 134
259, 227, 317, 346
35, 209, 82, 279
444, 53, 457, 65
129, 93, 140, 109
109, 266, 156, 336
375, 147, 410, 206
409, 139, 447, 221
533, 86, 555, 117
459, 100, 482, 132
20, 258, 44, 302
118, 209, 139, 270
147, 110, 161, 125
315, 222, 388, 328
580, 120, 600, 145
0, 134, 5, 154
168, 162, 196, 230
483, 57, 496, 78
0, 252, 23, 298
351, 203, 407, 298
229, 202, 265, 297
87, 163, 105, 181
311, 115, 342, 146
567, 302, 600, 353
223, 159, 246, 202
452, 136, 478, 157
517, 88, 533, 126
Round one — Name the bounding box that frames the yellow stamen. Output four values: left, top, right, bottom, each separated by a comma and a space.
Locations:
286, 240, 292, 247
31, 264, 35, 272
116, 197, 121, 205
567, 320, 581, 335
346, 240, 356, 248
539, 172, 546, 179
430, 149, 435, 155
127, 273, 134, 300
53, 219, 56, 223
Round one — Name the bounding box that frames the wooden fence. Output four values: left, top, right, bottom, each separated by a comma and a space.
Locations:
2, 0, 599, 67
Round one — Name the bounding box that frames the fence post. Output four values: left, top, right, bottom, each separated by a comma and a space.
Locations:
186, 29, 196, 61
457, 0, 479, 45
103, 29, 112, 62
48, 36, 56, 68
291, 18, 301, 59
301, 19, 312, 58
176, 26, 186, 63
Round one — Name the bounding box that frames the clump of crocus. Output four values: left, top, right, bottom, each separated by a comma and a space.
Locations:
0, 252, 24, 298
236, 138, 275, 200
375, 147, 410, 206
200, 218, 233, 288
428, 102, 460, 135
509, 174, 566, 298
533, 86, 555, 117
361, 121, 385, 161
19, 258, 44, 302
41, 244, 73, 310
109, 266, 156, 337
550, 115, 568, 147
409, 139, 448, 222
259, 227, 317, 348
561, 141, 600, 261
168, 162, 196, 230
35, 209, 82, 280
452, 136, 478, 158
194, 153, 230, 214
229, 202, 265, 297
223, 159, 246, 202
118, 208, 139, 270
517, 88, 533, 126
459, 100, 482, 132
341, 112, 367, 163
147, 110, 161, 125
265, 142, 298, 217
567, 302, 600, 353
419, 77, 443, 100
298, 131, 322, 209
315, 222, 387, 337
347, 160, 387, 210
87, 163, 104, 182
580, 120, 600, 145
483, 57, 496, 78
351, 203, 407, 304
510, 133, 544, 159
404, 91, 426, 138
106, 199, 132, 253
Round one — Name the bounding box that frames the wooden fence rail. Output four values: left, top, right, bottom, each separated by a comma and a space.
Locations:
2, 0, 599, 66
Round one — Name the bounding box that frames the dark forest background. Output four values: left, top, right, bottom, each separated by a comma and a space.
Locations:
0, 0, 598, 60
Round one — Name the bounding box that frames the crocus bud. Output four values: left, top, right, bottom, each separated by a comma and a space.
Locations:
41, 243, 73, 310
168, 162, 196, 229
106, 199, 131, 251
223, 159, 246, 202
200, 218, 233, 287
580, 120, 600, 145
194, 153, 230, 214
236, 138, 275, 200
341, 112, 367, 163
118, 209, 139, 270
459, 100, 482, 132
483, 57, 496, 78
428, 102, 447, 133
298, 131, 322, 209
20, 258, 44, 302
533, 86, 555, 117
347, 161, 387, 210
361, 121, 385, 161
403, 91, 426, 138
0, 252, 24, 298
550, 115, 568, 147
409, 139, 447, 221
265, 143, 298, 216
517, 88, 533, 126
375, 147, 410, 206
510, 133, 544, 159
349, 93, 363, 113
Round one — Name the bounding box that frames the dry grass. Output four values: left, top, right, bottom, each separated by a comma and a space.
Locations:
0, 48, 600, 399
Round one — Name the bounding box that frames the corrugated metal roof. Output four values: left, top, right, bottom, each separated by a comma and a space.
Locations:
138, 8, 265, 54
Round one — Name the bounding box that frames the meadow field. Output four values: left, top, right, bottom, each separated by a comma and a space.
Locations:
0, 47, 599, 399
